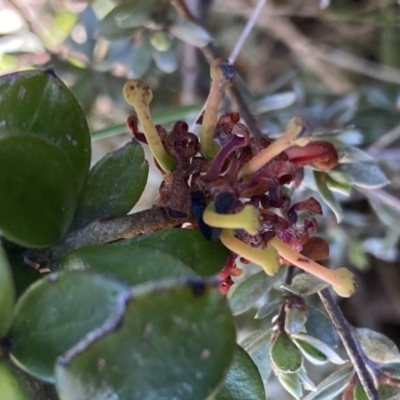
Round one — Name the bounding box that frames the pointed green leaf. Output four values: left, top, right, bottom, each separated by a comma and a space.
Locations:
73, 141, 148, 227
278, 372, 303, 399
255, 297, 281, 320
115, 229, 230, 277
55, 279, 236, 400
302, 365, 353, 400
284, 307, 308, 334
228, 271, 272, 316
314, 171, 343, 222
153, 46, 178, 74
326, 176, 352, 196
338, 162, 389, 189
215, 345, 265, 400
59, 245, 196, 284
305, 305, 339, 347
0, 70, 90, 193
169, 19, 213, 47
355, 327, 400, 363
9, 271, 128, 382
338, 147, 376, 163
292, 333, 346, 364
270, 332, 303, 373
283, 273, 330, 296
0, 135, 78, 247
0, 360, 30, 400
0, 244, 14, 338
293, 339, 328, 365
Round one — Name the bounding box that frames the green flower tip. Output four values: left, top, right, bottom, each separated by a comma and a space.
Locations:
203, 203, 260, 236
123, 79, 176, 173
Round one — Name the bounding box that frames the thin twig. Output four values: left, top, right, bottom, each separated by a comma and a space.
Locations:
228, 0, 268, 64
171, 0, 264, 137
50, 208, 192, 261
319, 288, 380, 400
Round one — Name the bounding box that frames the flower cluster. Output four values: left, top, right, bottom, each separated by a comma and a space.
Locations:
122, 59, 357, 298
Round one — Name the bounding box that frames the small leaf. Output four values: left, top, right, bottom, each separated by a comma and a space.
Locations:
278, 372, 303, 399
130, 35, 153, 78
292, 333, 346, 364
380, 362, 400, 379
270, 332, 303, 373
228, 271, 273, 316
169, 19, 213, 47
298, 365, 317, 391
293, 339, 328, 365
338, 162, 390, 189
326, 176, 352, 196
0, 135, 78, 247
353, 383, 369, 400
215, 345, 265, 400
0, 69, 91, 193
314, 171, 343, 222
302, 365, 353, 400
150, 31, 172, 52
59, 245, 196, 284
115, 229, 230, 277
0, 243, 14, 338
284, 307, 308, 334
255, 297, 281, 320
73, 141, 148, 227
55, 279, 236, 400
250, 92, 296, 114
9, 271, 128, 382
0, 360, 30, 400
338, 147, 376, 163
305, 305, 339, 347
355, 327, 400, 363
153, 46, 178, 74
283, 273, 330, 296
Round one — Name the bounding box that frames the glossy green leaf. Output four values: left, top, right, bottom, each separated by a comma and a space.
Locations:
270, 332, 303, 373
9, 271, 128, 382
0, 135, 78, 247
0, 360, 30, 400
292, 333, 346, 364
282, 273, 330, 296
302, 365, 353, 400
355, 327, 400, 363
55, 279, 236, 400
254, 297, 281, 320
0, 69, 90, 193
278, 372, 303, 399
73, 141, 148, 227
130, 35, 153, 78
215, 345, 265, 400
354, 383, 369, 400
284, 307, 308, 334
59, 245, 196, 284
228, 271, 272, 316
0, 243, 14, 338
293, 339, 328, 365
305, 305, 339, 347
115, 229, 230, 277
170, 19, 213, 47
314, 170, 343, 222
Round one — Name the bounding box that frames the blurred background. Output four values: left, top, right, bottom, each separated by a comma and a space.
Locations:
1, 0, 400, 398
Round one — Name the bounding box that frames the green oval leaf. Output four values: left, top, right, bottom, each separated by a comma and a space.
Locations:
270, 332, 303, 373
215, 345, 265, 400
59, 245, 197, 284
0, 69, 91, 193
169, 19, 213, 47
153, 46, 178, 74
116, 229, 230, 277
284, 307, 308, 335
0, 243, 14, 338
282, 273, 330, 296
0, 135, 78, 247
293, 339, 328, 365
73, 141, 148, 228
305, 305, 339, 347
0, 360, 30, 400
55, 279, 236, 400
9, 271, 128, 382
130, 35, 153, 78
338, 163, 389, 189
254, 297, 281, 320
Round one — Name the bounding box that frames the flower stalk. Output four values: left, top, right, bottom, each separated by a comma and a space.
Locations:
123, 79, 176, 173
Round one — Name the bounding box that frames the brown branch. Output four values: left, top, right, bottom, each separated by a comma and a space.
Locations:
50, 208, 190, 261
170, 0, 264, 137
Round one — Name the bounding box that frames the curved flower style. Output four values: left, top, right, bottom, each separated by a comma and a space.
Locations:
123, 58, 356, 298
